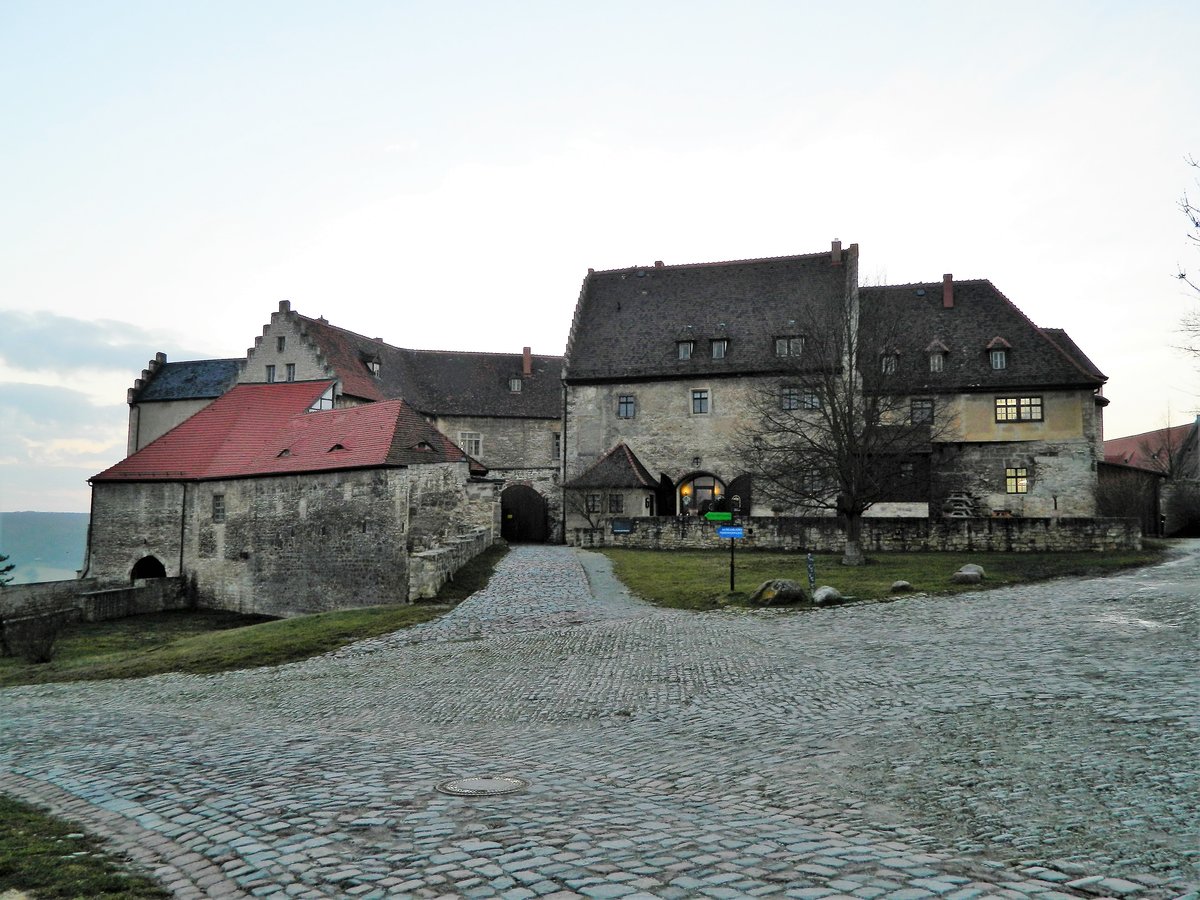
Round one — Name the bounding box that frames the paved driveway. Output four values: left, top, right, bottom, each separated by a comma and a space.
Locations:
1, 544, 1196, 900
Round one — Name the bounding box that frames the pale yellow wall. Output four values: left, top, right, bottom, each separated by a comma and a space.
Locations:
129, 399, 216, 453
946, 390, 1094, 443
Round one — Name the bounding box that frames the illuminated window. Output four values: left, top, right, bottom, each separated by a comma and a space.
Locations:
1005, 467, 1029, 493
995, 396, 1043, 422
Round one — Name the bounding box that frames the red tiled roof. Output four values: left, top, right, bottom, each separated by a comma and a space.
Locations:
93, 381, 482, 482
297, 316, 388, 403
1103, 421, 1195, 472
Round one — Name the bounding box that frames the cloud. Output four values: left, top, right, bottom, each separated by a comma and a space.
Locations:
0, 309, 208, 374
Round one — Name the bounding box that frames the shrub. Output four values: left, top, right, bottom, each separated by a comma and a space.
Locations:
4, 612, 70, 664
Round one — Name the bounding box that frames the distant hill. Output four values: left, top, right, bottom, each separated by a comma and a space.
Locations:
0, 512, 89, 585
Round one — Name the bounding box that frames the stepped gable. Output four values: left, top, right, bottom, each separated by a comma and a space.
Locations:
564, 250, 854, 382
93, 381, 483, 482
566, 442, 658, 489
859, 279, 1107, 393
131, 357, 241, 402
297, 314, 562, 419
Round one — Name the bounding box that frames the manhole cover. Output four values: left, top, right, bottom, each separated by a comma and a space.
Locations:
435, 776, 528, 797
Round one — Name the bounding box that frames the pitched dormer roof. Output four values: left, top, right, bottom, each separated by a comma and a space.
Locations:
566, 442, 658, 489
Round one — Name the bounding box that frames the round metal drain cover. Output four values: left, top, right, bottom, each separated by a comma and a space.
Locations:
436, 776, 527, 797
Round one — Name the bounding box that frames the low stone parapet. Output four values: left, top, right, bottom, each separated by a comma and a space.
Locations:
0, 577, 185, 625
408, 527, 494, 601
567, 516, 1142, 553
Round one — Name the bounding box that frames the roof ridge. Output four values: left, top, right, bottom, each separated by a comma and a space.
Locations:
587, 250, 832, 275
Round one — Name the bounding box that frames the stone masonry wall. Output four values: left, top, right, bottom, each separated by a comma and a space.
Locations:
567, 515, 1140, 553
86, 482, 188, 583
436, 414, 560, 472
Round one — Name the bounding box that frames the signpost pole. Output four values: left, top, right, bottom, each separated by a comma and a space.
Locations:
730, 536, 735, 592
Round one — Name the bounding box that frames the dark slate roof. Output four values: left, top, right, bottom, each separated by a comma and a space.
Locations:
134, 359, 241, 402
298, 315, 562, 418
859, 280, 1107, 393
566, 442, 658, 489
94, 382, 485, 482
564, 251, 854, 382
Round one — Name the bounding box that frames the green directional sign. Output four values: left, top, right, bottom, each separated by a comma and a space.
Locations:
704, 511, 733, 522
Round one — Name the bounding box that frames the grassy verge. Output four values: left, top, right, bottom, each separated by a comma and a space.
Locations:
600, 542, 1168, 610
0, 544, 509, 688
0, 794, 169, 899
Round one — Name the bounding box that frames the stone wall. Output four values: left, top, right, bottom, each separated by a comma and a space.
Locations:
408, 527, 492, 600
436, 414, 560, 472
567, 514, 1141, 553
0, 577, 185, 625
494, 467, 563, 542
86, 481, 188, 582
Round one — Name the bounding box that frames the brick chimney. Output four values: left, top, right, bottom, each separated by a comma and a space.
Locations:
942, 274, 954, 308
831, 240, 843, 266
654, 260, 664, 267
522, 346, 532, 376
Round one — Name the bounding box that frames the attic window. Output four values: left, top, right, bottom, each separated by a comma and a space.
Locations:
677, 341, 694, 360
990, 349, 1008, 370
277, 336, 286, 353
413, 441, 434, 452
880, 353, 898, 375
775, 336, 804, 357
711, 339, 728, 359
328, 443, 347, 452
366, 359, 381, 377
930, 352, 945, 373
276, 449, 291, 458
509, 377, 522, 392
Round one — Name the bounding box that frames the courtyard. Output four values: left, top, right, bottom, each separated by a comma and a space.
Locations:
0, 544, 1196, 899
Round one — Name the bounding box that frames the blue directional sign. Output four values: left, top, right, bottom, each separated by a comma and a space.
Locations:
716, 525, 744, 539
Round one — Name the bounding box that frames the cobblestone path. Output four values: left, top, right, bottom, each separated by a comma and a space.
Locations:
1, 544, 1197, 900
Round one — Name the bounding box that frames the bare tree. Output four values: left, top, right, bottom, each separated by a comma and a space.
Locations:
739, 292, 946, 566
1179, 154, 1200, 354
564, 489, 605, 531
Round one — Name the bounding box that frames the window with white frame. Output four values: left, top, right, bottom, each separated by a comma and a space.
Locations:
930, 352, 945, 373
711, 338, 728, 359
459, 432, 482, 456
309, 386, 334, 411
677, 341, 694, 360
509, 377, 522, 392
990, 348, 1008, 370
775, 335, 804, 357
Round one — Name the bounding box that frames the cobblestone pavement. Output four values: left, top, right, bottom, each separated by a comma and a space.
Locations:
1, 543, 1197, 900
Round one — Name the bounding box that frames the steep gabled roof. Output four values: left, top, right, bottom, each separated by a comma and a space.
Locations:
297, 315, 562, 418
566, 442, 658, 489
564, 250, 854, 382
93, 381, 483, 482
860, 280, 1107, 393
134, 359, 242, 402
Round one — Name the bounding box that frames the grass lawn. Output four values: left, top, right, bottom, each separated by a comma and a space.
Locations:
600, 543, 1168, 610
0, 544, 509, 688
0, 795, 170, 899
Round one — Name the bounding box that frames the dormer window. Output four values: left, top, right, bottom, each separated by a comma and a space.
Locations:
509, 377, 522, 392
930, 352, 945, 373
711, 339, 728, 359
775, 336, 804, 357
366, 359, 381, 377
413, 441, 434, 452
990, 349, 1007, 370
880, 353, 898, 375
309, 386, 334, 411
328, 443, 346, 452
677, 341, 694, 360
276, 448, 291, 458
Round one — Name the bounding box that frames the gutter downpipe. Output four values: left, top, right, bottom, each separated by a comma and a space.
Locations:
178, 482, 188, 579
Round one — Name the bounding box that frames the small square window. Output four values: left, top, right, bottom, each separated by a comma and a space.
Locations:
691, 389, 709, 414
509, 377, 522, 392
277, 336, 286, 353
212, 494, 226, 524
265, 364, 276, 383
930, 352, 945, 373
780, 388, 800, 411
711, 339, 728, 359
911, 398, 934, 424
617, 394, 636, 418
677, 341, 694, 360
1005, 466, 1029, 494
608, 494, 624, 514
459, 432, 482, 456
286, 363, 295, 382
801, 389, 822, 410
991, 349, 1008, 370
586, 493, 602, 513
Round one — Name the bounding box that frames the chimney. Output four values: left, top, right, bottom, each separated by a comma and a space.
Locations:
279, 299, 291, 313
942, 274, 954, 308
522, 346, 532, 376
831, 240, 842, 266
654, 260, 664, 267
